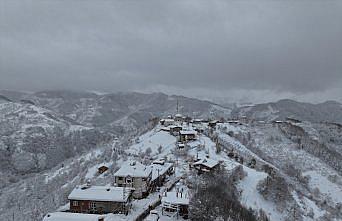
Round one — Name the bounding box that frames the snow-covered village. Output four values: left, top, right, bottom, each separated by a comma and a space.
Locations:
41, 109, 248, 221
12, 97, 334, 221
1, 1, 342, 221
0, 91, 341, 221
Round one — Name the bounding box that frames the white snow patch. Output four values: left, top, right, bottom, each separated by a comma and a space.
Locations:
303, 170, 342, 205
238, 167, 284, 221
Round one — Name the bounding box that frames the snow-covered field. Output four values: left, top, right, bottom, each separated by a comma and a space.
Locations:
303, 170, 342, 205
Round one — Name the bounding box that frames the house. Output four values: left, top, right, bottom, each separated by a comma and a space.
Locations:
175, 142, 187, 151
43, 212, 106, 221
169, 125, 182, 136
174, 113, 184, 122
146, 210, 160, 221
149, 163, 174, 190
161, 118, 175, 126
179, 130, 197, 142
184, 116, 192, 124
192, 118, 203, 124
193, 125, 204, 133
68, 185, 133, 214
160, 126, 171, 132
193, 158, 220, 174
162, 189, 189, 219
208, 120, 220, 128
153, 158, 166, 165
114, 161, 152, 199
227, 120, 240, 124
98, 166, 109, 174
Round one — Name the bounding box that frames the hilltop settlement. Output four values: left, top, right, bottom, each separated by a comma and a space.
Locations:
40, 107, 342, 221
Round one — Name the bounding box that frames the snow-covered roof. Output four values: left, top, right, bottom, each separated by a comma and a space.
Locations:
160, 126, 170, 131
153, 159, 165, 165
169, 125, 182, 129
177, 143, 185, 147
193, 158, 219, 169
149, 163, 173, 182
43, 212, 106, 221
209, 120, 220, 123
175, 114, 183, 118
162, 191, 189, 206
114, 161, 152, 178
68, 186, 132, 202
163, 119, 175, 122
228, 120, 240, 123
179, 130, 197, 135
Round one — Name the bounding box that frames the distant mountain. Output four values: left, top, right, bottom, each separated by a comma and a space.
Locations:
232, 99, 342, 123
0, 90, 29, 101
0, 94, 12, 103
13, 90, 232, 132
0, 90, 232, 182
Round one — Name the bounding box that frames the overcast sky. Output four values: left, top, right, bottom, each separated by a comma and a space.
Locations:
1, 0, 341, 103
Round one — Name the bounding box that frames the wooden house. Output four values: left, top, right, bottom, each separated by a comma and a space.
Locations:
193, 125, 204, 133
174, 114, 184, 122
208, 120, 220, 128
161, 119, 175, 126
149, 163, 174, 191
169, 125, 182, 136
192, 119, 203, 125
98, 166, 109, 174
160, 127, 171, 132
179, 130, 197, 142
114, 161, 152, 199
162, 189, 189, 219
68, 185, 133, 215
193, 158, 219, 174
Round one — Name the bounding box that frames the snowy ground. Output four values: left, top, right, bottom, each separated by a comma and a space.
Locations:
238, 166, 284, 221
303, 170, 342, 205
40, 121, 342, 221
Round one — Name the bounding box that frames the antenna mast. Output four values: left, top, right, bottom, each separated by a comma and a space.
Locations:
176, 99, 179, 114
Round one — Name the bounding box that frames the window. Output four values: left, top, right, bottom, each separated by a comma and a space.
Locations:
72, 201, 79, 207
118, 177, 123, 181
90, 202, 97, 211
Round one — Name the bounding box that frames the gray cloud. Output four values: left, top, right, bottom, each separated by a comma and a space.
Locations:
1, 0, 341, 102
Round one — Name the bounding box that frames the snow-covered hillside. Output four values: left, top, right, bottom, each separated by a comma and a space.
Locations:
232, 99, 342, 124
0, 101, 110, 187
0, 90, 232, 134
1, 90, 342, 221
